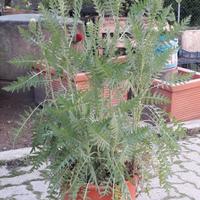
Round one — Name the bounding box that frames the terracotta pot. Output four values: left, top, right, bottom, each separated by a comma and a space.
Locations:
75, 73, 128, 106
64, 181, 137, 200
114, 55, 127, 64
33, 64, 68, 92
152, 67, 200, 121
103, 85, 128, 106
74, 72, 90, 91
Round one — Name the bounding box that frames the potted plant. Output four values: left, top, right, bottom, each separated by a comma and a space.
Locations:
4, 0, 186, 199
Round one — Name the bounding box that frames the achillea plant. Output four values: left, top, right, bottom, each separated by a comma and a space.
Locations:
4, 0, 188, 199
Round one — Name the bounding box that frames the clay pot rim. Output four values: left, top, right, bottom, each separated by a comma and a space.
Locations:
153, 67, 200, 92
79, 179, 138, 189
74, 55, 127, 82
75, 72, 90, 82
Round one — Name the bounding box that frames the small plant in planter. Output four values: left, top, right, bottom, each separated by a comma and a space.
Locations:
4, 0, 187, 199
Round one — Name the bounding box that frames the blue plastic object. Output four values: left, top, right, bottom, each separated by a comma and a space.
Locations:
156, 35, 178, 69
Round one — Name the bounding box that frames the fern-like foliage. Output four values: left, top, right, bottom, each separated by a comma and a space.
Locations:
3, 73, 44, 93
4, 0, 189, 199
10, 55, 39, 69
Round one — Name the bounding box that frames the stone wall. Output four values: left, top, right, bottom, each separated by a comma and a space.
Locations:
0, 14, 84, 82
0, 14, 41, 81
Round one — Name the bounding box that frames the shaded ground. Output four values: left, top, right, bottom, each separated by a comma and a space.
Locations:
0, 81, 34, 151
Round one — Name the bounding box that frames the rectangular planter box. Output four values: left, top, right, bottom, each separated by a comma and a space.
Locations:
34, 76, 67, 105
99, 17, 127, 38
152, 67, 200, 121
98, 17, 136, 57
75, 73, 128, 106
33, 65, 68, 104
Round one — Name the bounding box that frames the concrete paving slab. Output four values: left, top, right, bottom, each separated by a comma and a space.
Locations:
183, 119, 200, 130
0, 147, 32, 162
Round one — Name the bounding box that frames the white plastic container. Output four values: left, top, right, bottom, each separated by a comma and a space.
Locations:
165, 39, 178, 69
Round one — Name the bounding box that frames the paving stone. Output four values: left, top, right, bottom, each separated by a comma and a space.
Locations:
0, 170, 42, 186
173, 155, 189, 162
0, 148, 31, 162
174, 171, 200, 188
137, 193, 151, 200
183, 119, 200, 130
31, 180, 48, 193
181, 162, 200, 176
168, 174, 185, 184
182, 151, 200, 162
0, 166, 10, 178
148, 177, 160, 188
183, 143, 200, 153
19, 165, 33, 173
167, 187, 183, 199
175, 183, 200, 200
171, 164, 187, 173
180, 141, 193, 146
18, 164, 47, 174
187, 137, 200, 145
0, 185, 36, 199
139, 188, 168, 200
15, 194, 38, 200
165, 198, 191, 200
31, 180, 49, 199
138, 134, 200, 200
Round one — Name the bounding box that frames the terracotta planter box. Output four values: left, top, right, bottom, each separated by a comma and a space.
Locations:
152, 67, 200, 121
99, 17, 127, 38
75, 73, 128, 106
34, 64, 68, 90
2, 8, 35, 15
74, 72, 90, 91
64, 181, 136, 200
98, 17, 136, 57
33, 64, 68, 104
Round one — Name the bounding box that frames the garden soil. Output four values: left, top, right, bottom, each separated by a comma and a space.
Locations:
0, 81, 34, 151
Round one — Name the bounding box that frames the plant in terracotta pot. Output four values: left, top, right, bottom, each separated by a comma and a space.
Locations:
4, 0, 186, 199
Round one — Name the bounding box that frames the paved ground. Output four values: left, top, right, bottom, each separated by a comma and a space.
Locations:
137, 135, 200, 200
0, 135, 200, 200
0, 163, 48, 200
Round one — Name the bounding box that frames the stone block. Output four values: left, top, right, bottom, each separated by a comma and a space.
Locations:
0, 14, 41, 81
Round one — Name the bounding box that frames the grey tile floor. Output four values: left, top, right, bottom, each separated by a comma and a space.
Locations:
1, 135, 200, 200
